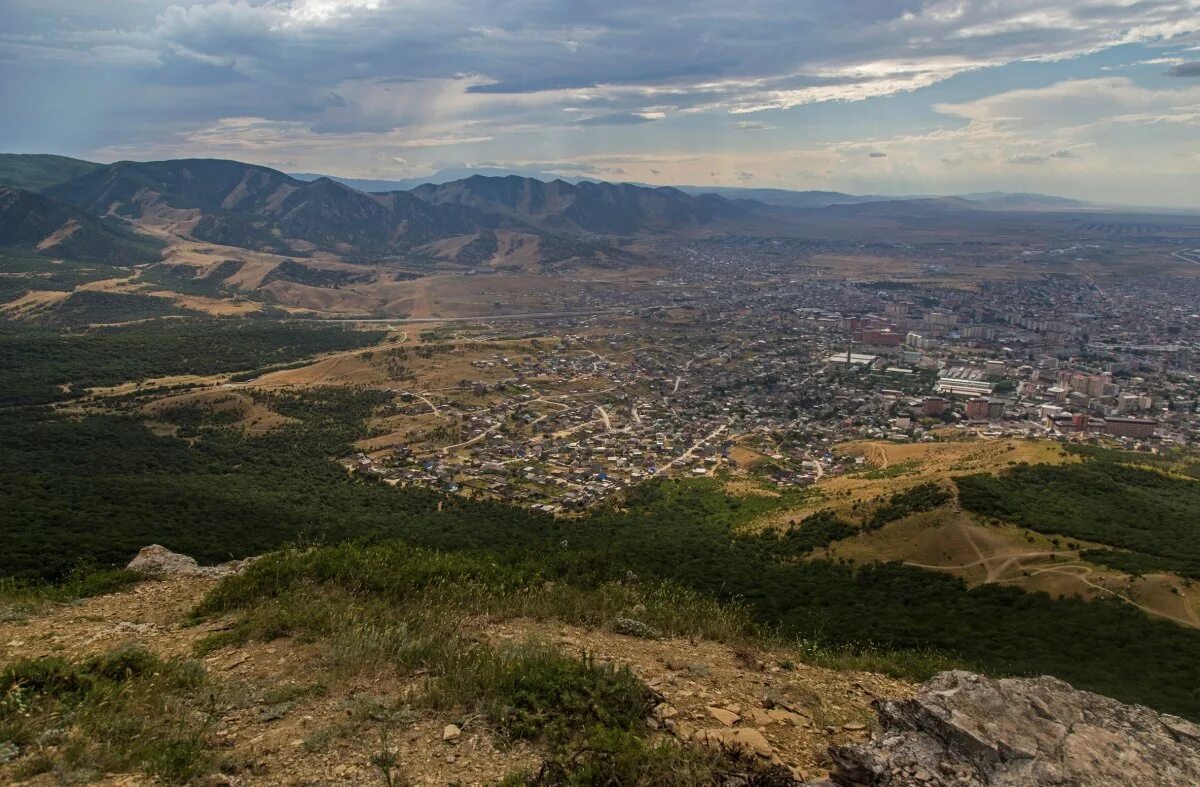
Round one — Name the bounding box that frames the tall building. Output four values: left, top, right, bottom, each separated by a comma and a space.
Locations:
1103, 417, 1156, 438
965, 397, 1005, 421
965, 398, 990, 420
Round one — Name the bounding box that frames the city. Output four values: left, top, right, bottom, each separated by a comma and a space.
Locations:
342, 270, 1200, 511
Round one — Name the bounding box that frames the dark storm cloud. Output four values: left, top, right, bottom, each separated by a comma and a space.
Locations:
1165, 61, 1200, 77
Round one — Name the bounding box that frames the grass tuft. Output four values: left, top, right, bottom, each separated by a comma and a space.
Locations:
1, 645, 216, 783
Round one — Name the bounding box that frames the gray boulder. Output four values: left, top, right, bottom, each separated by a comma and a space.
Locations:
818, 670, 1200, 786
126, 544, 255, 578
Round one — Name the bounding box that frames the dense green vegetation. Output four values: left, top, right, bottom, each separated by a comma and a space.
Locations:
194, 543, 791, 786
957, 458, 1200, 578
262, 259, 372, 288
1067, 442, 1200, 480
6, 397, 1200, 719
0, 153, 98, 192
0, 646, 215, 781
36, 291, 198, 326
0, 319, 385, 406
864, 482, 952, 529
1081, 549, 1194, 578
138, 260, 244, 298
0, 566, 141, 608
0, 248, 122, 303
748, 510, 856, 558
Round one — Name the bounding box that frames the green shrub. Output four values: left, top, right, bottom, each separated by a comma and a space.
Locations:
507, 727, 796, 786
431, 648, 652, 744
865, 482, 952, 529
0, 646, 216, 783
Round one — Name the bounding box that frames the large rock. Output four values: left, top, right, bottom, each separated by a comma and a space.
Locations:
126, 544, 254, 578
818, 670, 1200, 787
694, 727, 774, 758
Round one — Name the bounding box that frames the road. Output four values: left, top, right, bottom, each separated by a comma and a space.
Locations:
441, 421, 502, 453
655, 421, 730, 476
803, 452, 824, 479
303, 306, 642, 324
1171, 249, 1200, 267
399, 389, 440, 416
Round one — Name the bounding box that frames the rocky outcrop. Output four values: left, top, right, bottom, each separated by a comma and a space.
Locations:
815, 670, 1200, 786
126, 544, 255, 578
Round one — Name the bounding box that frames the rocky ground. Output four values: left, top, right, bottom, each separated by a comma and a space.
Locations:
7, 549, 1198, 786
0, 571, 909, 785
817, 670, 1200, 787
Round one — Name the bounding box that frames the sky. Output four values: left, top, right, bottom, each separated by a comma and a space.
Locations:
2, 1, 1200, 206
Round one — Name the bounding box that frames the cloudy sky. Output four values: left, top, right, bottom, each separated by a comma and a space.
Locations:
3, 1, 1200, 206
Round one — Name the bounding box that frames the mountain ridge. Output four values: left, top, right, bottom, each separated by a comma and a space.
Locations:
0, 153, 101, 192
39, 159, 772, 261
0, 185, 163, 264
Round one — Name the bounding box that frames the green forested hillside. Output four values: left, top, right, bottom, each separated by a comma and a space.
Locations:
0, 153, 99, 191
956, 454, 1200, 578
0, 319, 386, 406
4, 399, 1200, 720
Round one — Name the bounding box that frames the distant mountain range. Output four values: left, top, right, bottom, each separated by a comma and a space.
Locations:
289, 167, 578, 194
0, 152, 1194, 272
410, 175, 753, 235
0, 155, 777, 268
289, 167, 1101, 212
42, 159, 503, 255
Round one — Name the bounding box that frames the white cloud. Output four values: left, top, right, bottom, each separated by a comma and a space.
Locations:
5, 0, 1200, 205
934, 76, 1200, 129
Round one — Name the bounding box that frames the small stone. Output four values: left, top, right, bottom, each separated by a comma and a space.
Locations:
654, 702, 678, 720
707, 706, 740, 726
843, 722, 867, 731
442, 724, 462, 742
695, 727, 773, 758
743, 709, 774, 726
767, 708, 805, 726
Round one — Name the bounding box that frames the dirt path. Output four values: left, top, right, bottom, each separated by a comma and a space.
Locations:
400, 389, 441, 416
409, 278, 432, 319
